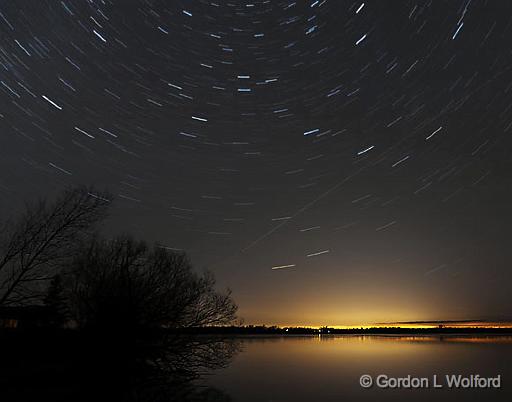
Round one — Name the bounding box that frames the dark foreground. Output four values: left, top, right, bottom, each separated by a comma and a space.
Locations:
0, 328, 238, 402
2, 329, 512, 402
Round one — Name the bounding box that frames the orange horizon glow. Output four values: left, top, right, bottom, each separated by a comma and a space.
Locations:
245, 321, 512, 329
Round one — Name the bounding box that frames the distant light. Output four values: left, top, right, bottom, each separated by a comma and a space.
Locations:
42, 95, 62, 110
306, 250, 330, 258
271, 264, 296, 270
304, 128, 319, 136
355, 34, 367, 45
357, 145, 374, 155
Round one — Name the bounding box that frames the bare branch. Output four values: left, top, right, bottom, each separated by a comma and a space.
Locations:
68, 235, 237, 330
0, 186, 111, 306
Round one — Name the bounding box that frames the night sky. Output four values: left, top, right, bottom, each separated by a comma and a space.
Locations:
1, 0, 511, 326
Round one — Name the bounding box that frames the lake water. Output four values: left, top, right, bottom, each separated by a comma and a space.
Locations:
204, 335, 512, 402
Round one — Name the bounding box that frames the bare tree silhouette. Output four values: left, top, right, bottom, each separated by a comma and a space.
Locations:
68, 235, 237, 331
0, 187, 110, 306
0, 189, 240, 401
64, 235, 240, 393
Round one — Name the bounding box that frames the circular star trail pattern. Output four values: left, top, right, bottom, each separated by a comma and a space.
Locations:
0, 0, 511, 324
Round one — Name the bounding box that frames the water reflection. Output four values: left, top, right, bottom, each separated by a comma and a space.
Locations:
205, 335, 512, 402
0, 332, 241, 402
314, 334, 512, 344
2, 333, 511, 402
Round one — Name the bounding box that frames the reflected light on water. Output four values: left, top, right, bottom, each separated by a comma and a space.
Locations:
315, 335, 512, 344
206, 335, 512, 402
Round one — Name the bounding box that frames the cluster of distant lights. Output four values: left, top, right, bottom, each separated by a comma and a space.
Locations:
279, 322, 512, 330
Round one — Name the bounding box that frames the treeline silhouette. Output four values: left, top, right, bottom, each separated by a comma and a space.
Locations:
0, 187, 239, 402
183, 325, 512, 335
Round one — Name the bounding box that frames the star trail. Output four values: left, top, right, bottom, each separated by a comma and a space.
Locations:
0, 0, 511, 325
